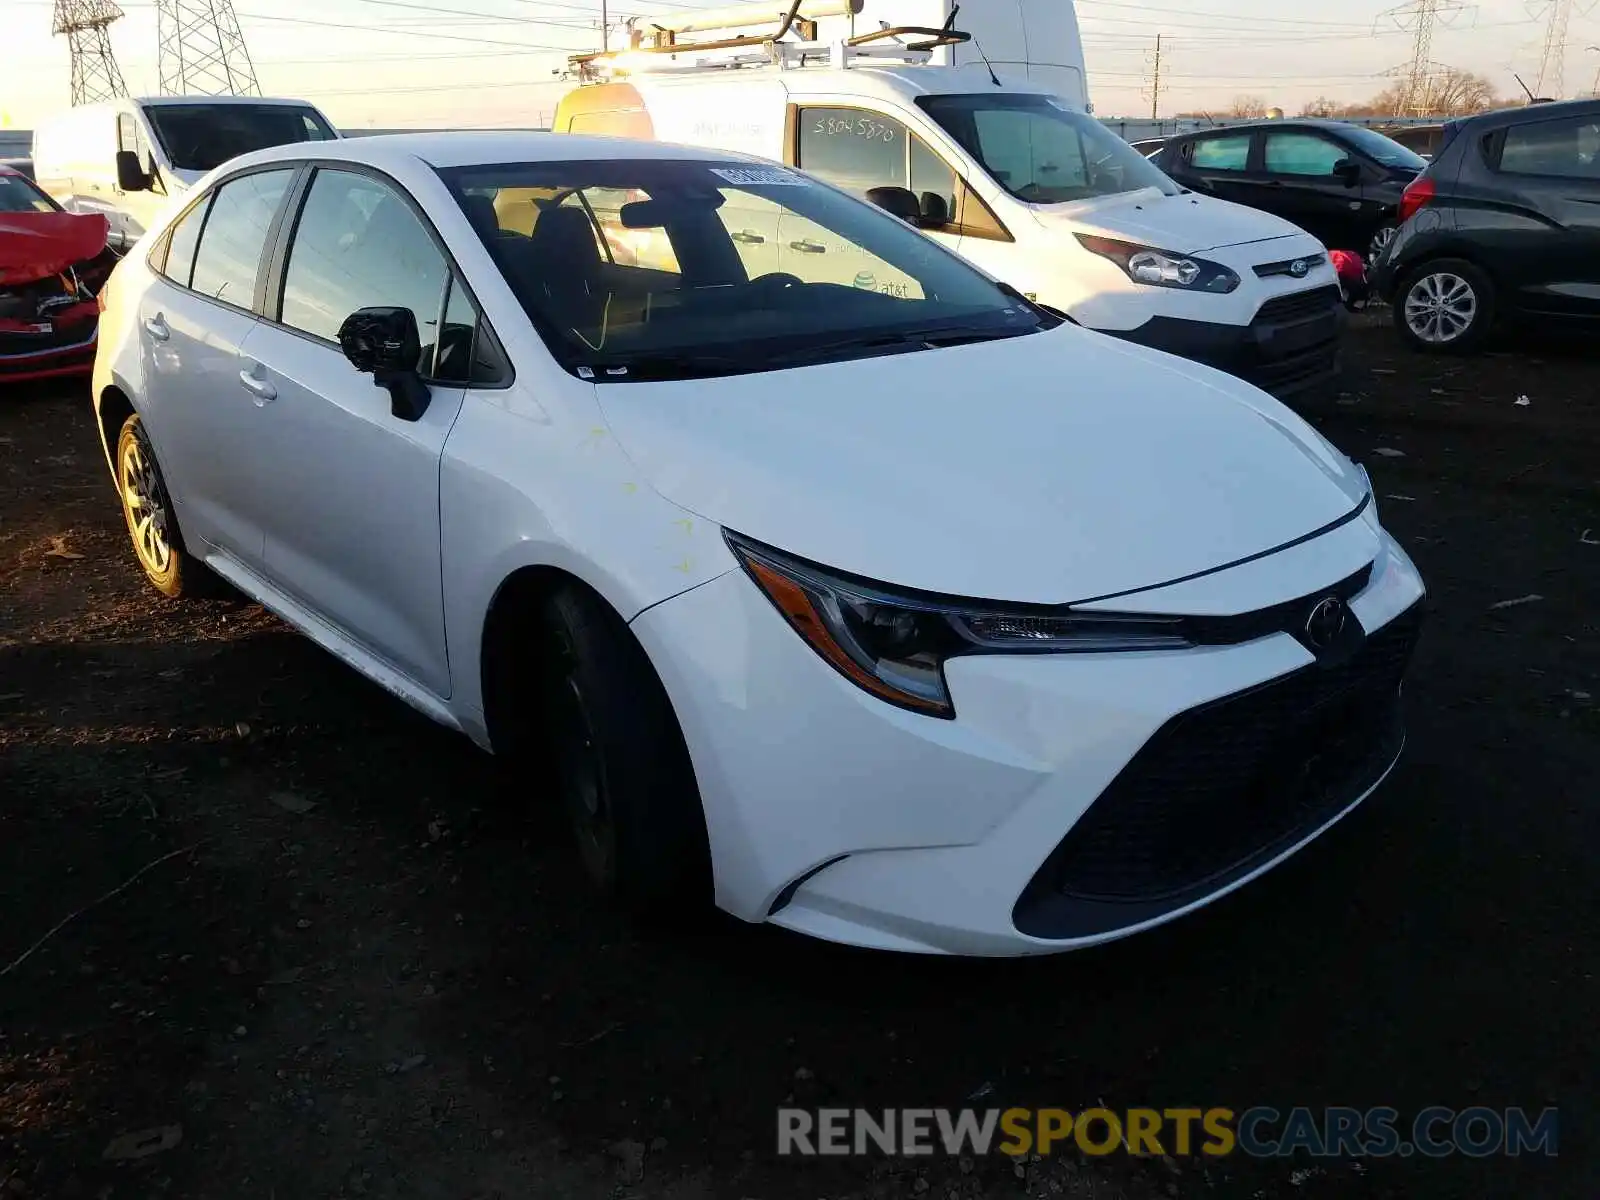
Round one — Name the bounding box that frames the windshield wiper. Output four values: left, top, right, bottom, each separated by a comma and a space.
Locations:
578, 351, 747, 382
759, 324, 1032, 370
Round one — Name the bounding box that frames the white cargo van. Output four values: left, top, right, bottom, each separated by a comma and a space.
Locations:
554, 0, 1345, 397
33, 96, 339, 251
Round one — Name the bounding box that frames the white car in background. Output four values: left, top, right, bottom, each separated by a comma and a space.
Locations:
92, 133, 1426, 956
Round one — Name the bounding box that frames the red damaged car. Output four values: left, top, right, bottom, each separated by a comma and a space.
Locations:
1, 164, 117, 385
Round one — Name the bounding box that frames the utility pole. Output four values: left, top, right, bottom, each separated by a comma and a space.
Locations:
602, 0, 609, 51
1150, 34, 1163, 120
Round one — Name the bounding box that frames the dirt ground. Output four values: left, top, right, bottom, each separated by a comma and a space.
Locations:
1, 311, 1596, 1200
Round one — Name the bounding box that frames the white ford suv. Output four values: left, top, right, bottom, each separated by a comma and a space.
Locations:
93, 133, 1426, 956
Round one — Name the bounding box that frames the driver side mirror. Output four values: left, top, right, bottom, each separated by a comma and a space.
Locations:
866, 185, 924, 226
338, 306, 431, 422
1333, 158, 1362, 187
115, 150, 151, 193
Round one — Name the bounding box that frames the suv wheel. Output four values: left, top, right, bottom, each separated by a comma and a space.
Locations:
1394, 258, 1493, 353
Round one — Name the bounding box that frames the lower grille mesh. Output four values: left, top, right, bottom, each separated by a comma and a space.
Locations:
1016, 603, 1424, 925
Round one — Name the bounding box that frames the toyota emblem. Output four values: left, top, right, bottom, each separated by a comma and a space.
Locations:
1289, 257, 1310, 278
1303, 596, 1347, 650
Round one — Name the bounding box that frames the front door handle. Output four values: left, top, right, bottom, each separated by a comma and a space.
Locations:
238, 368, 277, 405
789, 239, 826, 254
143, 315, 170, 341
731, 229, 767, 244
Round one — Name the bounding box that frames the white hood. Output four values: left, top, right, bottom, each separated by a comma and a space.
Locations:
1041, 189, 1318, 255
596, 326, 1370, 605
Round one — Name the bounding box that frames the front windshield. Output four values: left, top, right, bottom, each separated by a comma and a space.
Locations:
441, 159, 1053, 382
0, 172, 56, 213
145, 104, 337, 173
1337, 125, 1428, 170
918, 94, 1180, 204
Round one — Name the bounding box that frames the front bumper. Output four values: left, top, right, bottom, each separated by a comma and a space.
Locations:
1113, 286, 1345, 399
631, 522, 1426, 957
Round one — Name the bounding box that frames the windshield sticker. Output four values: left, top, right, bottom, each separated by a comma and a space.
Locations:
710, 167, 809, 187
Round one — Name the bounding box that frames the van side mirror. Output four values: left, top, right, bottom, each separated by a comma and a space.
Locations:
918, 191, 951, 227
866, 186, 923, 226
338, 306, 431, 422
1333, 158, 1362, 187
115, 150, 151, 193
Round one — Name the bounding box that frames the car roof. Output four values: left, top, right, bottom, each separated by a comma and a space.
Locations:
1450, 96, 1600, 132
1179, 118, 1362, 138
229, 131, 770, 173
133, 95, 324, 109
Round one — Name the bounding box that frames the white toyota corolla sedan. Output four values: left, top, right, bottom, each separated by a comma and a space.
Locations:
93, 133, 1426, 956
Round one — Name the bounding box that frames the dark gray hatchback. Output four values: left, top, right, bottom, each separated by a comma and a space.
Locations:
1372, 99, 1600, 353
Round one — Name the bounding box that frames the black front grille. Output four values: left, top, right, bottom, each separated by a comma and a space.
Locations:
1255, 286, 1341, 325
1014, 602, 1424, 937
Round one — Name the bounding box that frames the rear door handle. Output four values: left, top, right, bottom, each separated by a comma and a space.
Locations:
789, 239, 826, 254
238, 367, 277, 405
143, 315, 170, 341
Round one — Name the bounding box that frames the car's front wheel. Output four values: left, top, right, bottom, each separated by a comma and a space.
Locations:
536, 584, 711, 909
114, 414, 214, 599
1394, 258, 1493, 353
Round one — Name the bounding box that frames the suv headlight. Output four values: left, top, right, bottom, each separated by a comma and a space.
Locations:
1076, 234, 1240, 294
727, 532, 1191, 719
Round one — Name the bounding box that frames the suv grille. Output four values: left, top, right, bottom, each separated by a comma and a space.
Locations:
1014, 603, 1424, 936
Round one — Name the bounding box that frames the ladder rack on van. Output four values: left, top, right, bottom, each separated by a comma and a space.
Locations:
568, 0, 970, 78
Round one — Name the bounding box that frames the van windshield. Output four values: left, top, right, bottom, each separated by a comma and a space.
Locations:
144, 104, 336, 173
441, 158, 1055, 383
918, 94, 1180, 204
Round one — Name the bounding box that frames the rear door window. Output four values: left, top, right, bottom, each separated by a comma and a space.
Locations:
1497, 116, 1600, 180
1189, 134, 1252, 171
158, 194, 212, 287
188, 168, 293, 308
1263, 132, 1347, 176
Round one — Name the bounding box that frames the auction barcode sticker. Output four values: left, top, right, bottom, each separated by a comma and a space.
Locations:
711, 167, 809, 187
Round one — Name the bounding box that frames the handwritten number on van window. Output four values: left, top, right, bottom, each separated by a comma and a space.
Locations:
811, 116, 898, 143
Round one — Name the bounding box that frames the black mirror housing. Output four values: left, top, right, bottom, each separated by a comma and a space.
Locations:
337, 306, 431, 422
918, 191, 951, 227
1333, 158, 1362, 186
115, 150, 150, 192
866, 185, 923, 226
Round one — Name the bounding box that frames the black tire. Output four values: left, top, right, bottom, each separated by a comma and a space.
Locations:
536, 584, 711, 909
113, 414, 222, 599
1393, 257, 1495, 354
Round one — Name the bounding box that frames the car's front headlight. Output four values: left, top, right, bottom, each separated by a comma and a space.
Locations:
727, 532, 1192, 719
1076, 234, 1240, 294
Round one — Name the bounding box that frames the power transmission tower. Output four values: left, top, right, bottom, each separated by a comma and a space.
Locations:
1530, 0, 1598, 97
156, 0, 262, 97
1143, 33, 1165, 121
1376, 0, 1470, 114
52, 0, 130, 106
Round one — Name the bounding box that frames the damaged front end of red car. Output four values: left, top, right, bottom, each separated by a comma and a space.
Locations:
1, 211, 117, 385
